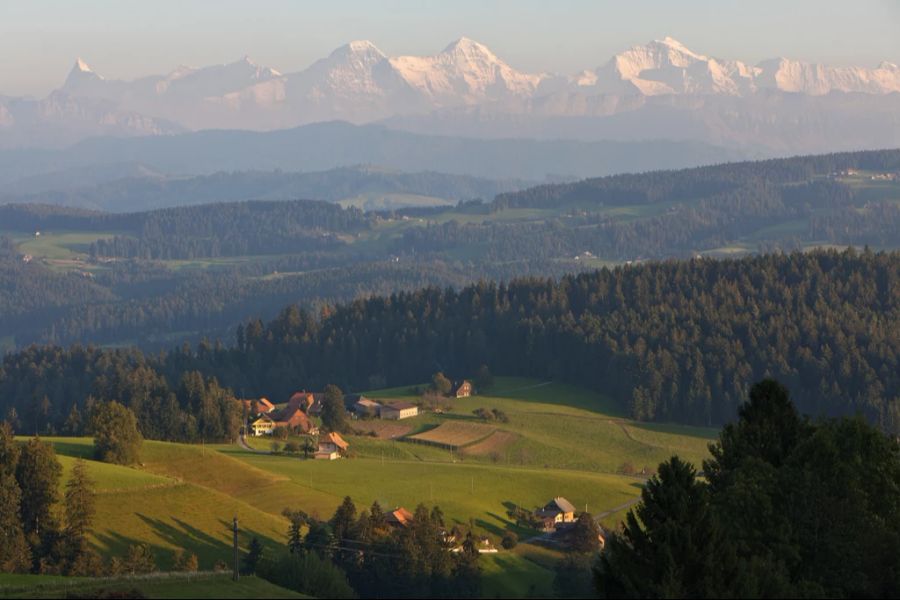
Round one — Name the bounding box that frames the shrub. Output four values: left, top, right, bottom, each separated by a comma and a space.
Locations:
173, 549, 199, 572
501, 530, 518, 549
259, 551, 356, 599
91, 401, 142, 465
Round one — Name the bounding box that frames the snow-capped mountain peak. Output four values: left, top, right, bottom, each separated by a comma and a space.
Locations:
73, 57, 96, 74
43, 36, 900, 139
390, 37, 542, 106
63, 57, 109, 95
441, 36, 498, 59
328, 40, 387, 62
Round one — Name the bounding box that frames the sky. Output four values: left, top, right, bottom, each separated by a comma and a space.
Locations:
2, 0, 899, 97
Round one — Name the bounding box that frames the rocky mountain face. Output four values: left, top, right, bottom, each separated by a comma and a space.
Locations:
4, 37, 899, 153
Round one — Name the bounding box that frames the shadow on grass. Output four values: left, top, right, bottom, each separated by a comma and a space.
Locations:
48, 440, 95, 459
104, 514, 287, 570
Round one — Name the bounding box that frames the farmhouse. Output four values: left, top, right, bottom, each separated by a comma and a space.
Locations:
381, 402, 419, 420
451, 380, 473, 398
288, 391, 316, 413
316, 431, 349, 460
386, 507, 414, 528
274, 406, 315, 434
536, 497, 576, 525
240, 397, 275, 415
250, 414, 276, 437
353, 396, 381, 417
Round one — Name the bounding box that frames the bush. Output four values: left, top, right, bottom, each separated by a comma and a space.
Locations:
259, 551, 356, 599
122, 544, 156, 575
91, 401, 142, 465
173, 549, 198, 572
431, 372, 452, 396
501, 530, 518, 549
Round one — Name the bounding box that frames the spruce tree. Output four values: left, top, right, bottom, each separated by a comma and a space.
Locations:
64, 459, 96, 542
0, 424, 31, 572
15, 437, 62, 539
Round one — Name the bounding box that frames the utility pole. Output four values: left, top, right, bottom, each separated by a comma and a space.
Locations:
232, 517, 240, 582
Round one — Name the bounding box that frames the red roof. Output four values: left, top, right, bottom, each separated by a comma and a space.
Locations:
321, 431, 349, 450
274, 406, 312, 432
241, 397, 275, 413
387, 507, 414, 527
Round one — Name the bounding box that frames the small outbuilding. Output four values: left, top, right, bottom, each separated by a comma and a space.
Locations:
381, 402, 419, 420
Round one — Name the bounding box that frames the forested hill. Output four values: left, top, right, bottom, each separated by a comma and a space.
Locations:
0, 199, 369, 260
1, 250, 897, 436
1, 166, 531, 213
2, 148, 900, 351
494, 148, 900, 210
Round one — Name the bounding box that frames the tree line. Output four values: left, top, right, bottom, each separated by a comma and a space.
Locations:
0, 249, 897, 436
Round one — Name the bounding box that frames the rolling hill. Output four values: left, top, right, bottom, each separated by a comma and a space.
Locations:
27, 378, 715, 597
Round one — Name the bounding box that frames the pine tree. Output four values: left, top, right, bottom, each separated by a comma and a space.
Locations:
568, 512, 601, 554
64, 459, 96, 542
15, 437, 62, 539
330, 496, 357, 544
62, 405, 82, 436
243, 537, 264, 575
596, 456, 738, 598
0, 424, 30, 573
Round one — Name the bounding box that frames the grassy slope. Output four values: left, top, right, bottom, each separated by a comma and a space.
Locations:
0, 573, 303, 599
39, 377, 714, 597
43, 439, 288, 570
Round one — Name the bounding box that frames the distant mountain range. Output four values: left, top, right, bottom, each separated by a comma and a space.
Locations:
2, 37, 899, 153
0, 165, 533, 213
0, 121, 741, 187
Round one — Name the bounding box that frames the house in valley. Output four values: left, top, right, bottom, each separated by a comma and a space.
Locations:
380, 402, 419, 420
250, 414, 276, 437
450, 380, 473, 398
274, 406, 315, 434
316, 431, 349, 460
536, 497, 576, 526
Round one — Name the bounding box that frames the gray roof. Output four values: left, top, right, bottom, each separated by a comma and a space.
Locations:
546, 497, 576, 513
384, 402, 418, 411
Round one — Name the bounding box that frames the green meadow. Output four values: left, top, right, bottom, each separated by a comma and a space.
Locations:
30, 377, 715, 597
0, 573, 303, 599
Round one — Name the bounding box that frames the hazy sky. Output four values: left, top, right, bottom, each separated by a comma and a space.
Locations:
2, 0, 899, 97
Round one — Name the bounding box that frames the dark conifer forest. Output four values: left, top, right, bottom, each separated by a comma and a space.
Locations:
1, 250, 897, 441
